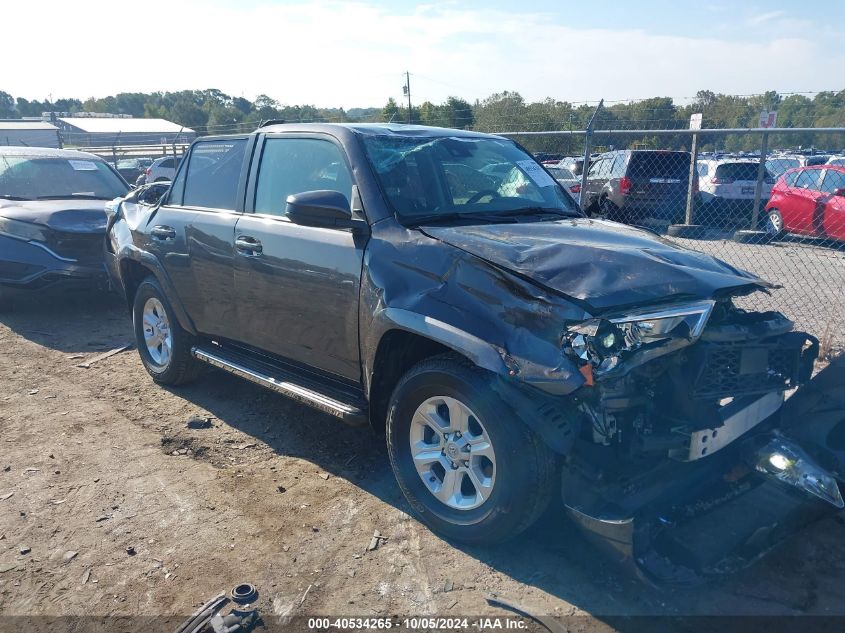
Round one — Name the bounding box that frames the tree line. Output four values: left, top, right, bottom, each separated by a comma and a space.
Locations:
2, 88, 844, 154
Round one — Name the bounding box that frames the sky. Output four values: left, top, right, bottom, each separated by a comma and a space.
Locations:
5, 0, 845, 109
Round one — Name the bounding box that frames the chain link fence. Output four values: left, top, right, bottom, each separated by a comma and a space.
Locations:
504, 125, 845, 360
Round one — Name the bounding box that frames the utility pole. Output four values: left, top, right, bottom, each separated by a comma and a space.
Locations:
402, 72, 412, 124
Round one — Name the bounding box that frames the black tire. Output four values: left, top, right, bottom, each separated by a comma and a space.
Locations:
600, 196, 626, 223
765, 208, 786, 240
132, 276, 202, 385
386, 354, 557, 544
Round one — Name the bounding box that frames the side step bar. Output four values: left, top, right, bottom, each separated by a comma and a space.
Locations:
192, 346, 368, 426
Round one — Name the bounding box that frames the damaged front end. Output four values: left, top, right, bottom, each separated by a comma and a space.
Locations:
558, 296, 840, 583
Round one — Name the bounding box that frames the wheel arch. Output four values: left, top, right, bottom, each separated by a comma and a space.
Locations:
118, 253, 197, 335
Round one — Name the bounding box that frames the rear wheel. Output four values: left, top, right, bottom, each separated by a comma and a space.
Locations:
386, 354, 556, 544
765, 208, 785, 240
132, 276, 202, 385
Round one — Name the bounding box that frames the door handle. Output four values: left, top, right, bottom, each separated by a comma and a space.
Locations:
235, 235, 263, 256
150, 225, 176, 241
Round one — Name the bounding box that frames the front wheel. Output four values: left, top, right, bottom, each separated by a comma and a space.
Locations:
132, 276, 202, 385
386, 354, 556, 544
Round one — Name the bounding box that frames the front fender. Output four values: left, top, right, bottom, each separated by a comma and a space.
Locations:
115, 244, 198, 336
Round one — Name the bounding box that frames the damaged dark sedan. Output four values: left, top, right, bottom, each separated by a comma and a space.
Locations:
105, 123, 840, 583
0, 147, 130, 309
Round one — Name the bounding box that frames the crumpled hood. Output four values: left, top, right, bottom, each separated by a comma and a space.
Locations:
421, 218, 769, 313
0, 199, 108, 234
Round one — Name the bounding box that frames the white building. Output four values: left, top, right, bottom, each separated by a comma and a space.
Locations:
55, 117, 195, 147
0, 121, 61, 148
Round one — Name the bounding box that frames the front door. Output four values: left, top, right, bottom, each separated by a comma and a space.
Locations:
233, 134, 366, 382
785, 167, 825, 235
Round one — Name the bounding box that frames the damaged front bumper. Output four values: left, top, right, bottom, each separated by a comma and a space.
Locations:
563, 390, 845, 585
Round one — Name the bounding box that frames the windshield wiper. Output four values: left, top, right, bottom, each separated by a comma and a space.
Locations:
499, 206, 583, 219
35, 194, 113, 200
404, 211, 520, 226
0, 194, 33, 201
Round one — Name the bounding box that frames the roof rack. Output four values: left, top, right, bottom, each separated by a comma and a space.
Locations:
258, 119, 286, 128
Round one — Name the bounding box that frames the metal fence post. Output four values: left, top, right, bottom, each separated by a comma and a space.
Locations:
749, 131, 769, 231
579, 99, 603, 212
684, 132, 699, 225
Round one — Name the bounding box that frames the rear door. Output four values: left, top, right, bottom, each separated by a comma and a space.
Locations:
584, 156, 610, 205
153, 137, 251, 336
233, 133, 366, 381
819, 168, 845, 240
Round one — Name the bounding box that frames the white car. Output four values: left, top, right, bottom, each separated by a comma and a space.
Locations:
545, 166, 582, 203
143, 156, 181, 183
697, 158, 773, 225
767, 153, 831, 177
826, 155, 845, 167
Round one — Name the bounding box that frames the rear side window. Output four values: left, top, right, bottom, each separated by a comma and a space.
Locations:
829, 158, 845, 167
610, 154, 627, 177
627, 152, 690, 180
714, 163, 759, 181
794, 169, 821, 191
159, 158, 173, 169
254, 138, 353, 217
182, 140, 247, 210
820, 169, 845, 194
697, 163, 709, 177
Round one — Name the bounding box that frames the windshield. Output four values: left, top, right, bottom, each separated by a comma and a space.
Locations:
0, 155, 129, 200
361, 135, 579, 224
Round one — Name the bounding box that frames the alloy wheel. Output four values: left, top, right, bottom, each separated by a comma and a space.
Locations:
409, 395, 496, 511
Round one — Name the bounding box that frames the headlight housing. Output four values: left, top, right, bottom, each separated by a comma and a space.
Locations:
0, 216, 48, 242
565, 300, 715, 375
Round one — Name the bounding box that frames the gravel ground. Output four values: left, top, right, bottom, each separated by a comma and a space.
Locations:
1, 290, 845, 632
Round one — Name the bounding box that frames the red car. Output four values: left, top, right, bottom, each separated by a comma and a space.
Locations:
765, 165, 845, 241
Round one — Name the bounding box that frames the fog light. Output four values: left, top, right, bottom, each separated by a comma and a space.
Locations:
755, 436, 844, 508
768, 453, 792, 471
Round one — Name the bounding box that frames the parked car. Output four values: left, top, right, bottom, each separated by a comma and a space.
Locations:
144, 156, 182, 183
765, 165, 845, 242
767, 153, 832, 178
697, 158, 773, 226
0, 146, 130, 309
584, 149, 695, 223
106, 124, 839, 583
545, 165, 582, 202
826, 156, 845, 167
556, 156, 589, 177
115, 157, 152, 184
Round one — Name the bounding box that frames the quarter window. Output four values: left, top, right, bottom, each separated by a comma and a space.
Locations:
782, 171, 799, 187
182, 139, 247, 210
254, 138, 353, 217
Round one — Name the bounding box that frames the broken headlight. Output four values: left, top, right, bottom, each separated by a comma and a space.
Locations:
565, 300, 715, 375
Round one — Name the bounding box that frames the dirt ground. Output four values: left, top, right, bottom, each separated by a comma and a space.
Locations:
2, 291, 845, 632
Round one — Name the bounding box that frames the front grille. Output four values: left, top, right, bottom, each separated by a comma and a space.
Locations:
687, 333, 810, 400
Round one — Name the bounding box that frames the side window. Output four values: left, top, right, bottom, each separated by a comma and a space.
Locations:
587, 158, 605, 179
182, 139, 247, 210
820, 169, 845, 194
697, 163, 708, 177
167, 158, 187, 204
160, 158, 173, 169
254, 138, 353, 217
610, 154, 626, 177
782, 170, 799, 187
794, 169, 821, 191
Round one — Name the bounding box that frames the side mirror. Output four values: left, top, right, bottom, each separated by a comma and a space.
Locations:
834, 188, 845, 197
286, 190, 364, 230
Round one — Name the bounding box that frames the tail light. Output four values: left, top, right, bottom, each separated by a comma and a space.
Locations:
569, 183, 581, 193
711, 177, 734, 184
619, 177, 632, 195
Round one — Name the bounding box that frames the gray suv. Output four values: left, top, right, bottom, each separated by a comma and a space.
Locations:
104, 124, 841, 583
584, 149, 694, 224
